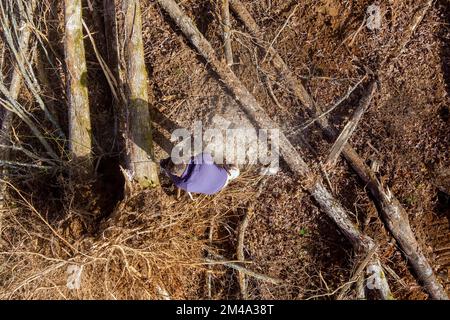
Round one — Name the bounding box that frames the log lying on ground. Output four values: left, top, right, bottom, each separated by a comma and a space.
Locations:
229, 0, 448, 300
64, 0, 93, 173
121, 0, 159, 188
155, 0, 391, 299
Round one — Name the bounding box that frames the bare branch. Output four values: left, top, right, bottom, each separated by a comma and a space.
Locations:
325, 81, 377, 168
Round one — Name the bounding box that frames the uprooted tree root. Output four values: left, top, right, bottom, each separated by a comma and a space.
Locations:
0, 168, 268, 299
0, 187, 210, 299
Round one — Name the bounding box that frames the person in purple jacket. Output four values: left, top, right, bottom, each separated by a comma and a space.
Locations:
160, 152, 240, 199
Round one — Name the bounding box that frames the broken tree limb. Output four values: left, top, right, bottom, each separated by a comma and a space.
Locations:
262, 2, 300, 63
229, 0, 448, 300
155, 0, 391, 298
342, 146, 448, 299
290, 75, 366, 134
0, 0, 36, 161
206, 218, 214, 299
221, 0, 233, 66
206, 254, 281, 285
325, 81, 377, 168
64, 0, 93, 171
122, 0, 159, 188
337, 244, 378, 300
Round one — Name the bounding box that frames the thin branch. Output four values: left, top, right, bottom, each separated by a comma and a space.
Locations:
229, 0, 447, 299
337, 244, 378, 300
325, 81, 376, 168
0, 160, 52, 170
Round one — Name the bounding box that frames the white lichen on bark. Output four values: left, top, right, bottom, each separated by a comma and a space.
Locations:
64, 0, 92, 170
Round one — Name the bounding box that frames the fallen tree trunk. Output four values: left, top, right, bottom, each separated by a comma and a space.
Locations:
64, 0, 93, 173
155, 0, 391, 299
121, 0, 159, 188
229, 0, 448, 300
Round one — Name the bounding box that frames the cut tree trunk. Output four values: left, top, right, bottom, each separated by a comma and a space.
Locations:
64, 0, 93, 173
155, 0, 392, 299
228, 0, 448, 300
121, 0, 159, 188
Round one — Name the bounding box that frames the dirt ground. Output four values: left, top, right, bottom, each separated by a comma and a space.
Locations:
0, 0, 449, 299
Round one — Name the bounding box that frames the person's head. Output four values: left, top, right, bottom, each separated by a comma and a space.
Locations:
160, 157, 187, 177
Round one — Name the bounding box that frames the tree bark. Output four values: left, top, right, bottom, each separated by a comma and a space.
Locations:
155, 0, 392, 298
122, 0, 159, 188
221, 0, 233, 66
64, 0, 93, 172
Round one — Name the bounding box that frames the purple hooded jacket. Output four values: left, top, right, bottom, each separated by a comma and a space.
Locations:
168, 153, 228, 195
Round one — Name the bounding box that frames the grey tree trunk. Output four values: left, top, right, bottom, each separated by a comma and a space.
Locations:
64, 0, 93, 173
122, 0, 159, 188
